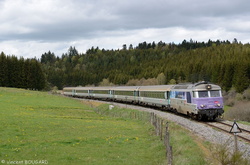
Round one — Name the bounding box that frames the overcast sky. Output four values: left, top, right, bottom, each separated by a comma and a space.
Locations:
1, 0, 250, 58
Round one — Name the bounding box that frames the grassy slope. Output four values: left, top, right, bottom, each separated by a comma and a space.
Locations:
0, 88, 165, 165
92, 104, 210, 165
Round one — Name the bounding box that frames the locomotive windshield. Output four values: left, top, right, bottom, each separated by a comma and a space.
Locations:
198, 91, 209, 98
210, 90, 221, 97
194, 90, 221, 98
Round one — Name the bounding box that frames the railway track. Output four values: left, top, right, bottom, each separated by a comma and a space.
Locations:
205, 120, 250, 143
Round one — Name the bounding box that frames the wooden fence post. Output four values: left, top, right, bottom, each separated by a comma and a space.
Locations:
160, 119, 163, 140
150, 113, 153, 125
164, 122, 173, 165
156, 116, 159, 136
168, 146, 173, 165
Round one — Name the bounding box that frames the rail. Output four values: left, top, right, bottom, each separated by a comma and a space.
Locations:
204, 121, 250, 143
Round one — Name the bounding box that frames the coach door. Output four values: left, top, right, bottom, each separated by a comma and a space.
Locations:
186, 92, 191, 103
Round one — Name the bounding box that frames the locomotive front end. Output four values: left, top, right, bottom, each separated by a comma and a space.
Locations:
192, 83, 224, 120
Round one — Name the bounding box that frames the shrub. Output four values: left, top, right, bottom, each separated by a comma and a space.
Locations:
224, 102, 250, 122
223, 88, 250, 106
235, 93, 243, 101
243, 88, 250, 100
51, 86, 59, 94
223, 89, 237, 106
228, 88, 237, 98
212, 139, 249, 165
225, 98, 235, 107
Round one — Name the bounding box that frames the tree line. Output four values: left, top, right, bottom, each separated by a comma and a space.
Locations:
40, 39, 249, 93
0, 52, 45, 90
1, 39, 249, 92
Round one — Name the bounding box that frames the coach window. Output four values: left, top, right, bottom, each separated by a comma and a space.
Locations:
170, 91, 176, 98
134, 91, 139, 97
78, 90, 88, 93
175, 91, 185, 99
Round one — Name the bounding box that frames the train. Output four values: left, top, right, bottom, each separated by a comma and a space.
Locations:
63, 81, 224, 120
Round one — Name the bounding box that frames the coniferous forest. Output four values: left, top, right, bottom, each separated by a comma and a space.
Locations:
0, 52, 45, 90
1, 39, 250, 93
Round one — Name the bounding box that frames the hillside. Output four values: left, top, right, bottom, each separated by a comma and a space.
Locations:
1, 39, 249, 93
41, 40, 250, 93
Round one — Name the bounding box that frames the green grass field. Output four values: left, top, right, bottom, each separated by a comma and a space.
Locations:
0, 88, 165, 165
94, 104, 210, 165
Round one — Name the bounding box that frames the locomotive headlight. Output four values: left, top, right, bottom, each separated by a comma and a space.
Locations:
200, 104, 205, 108
206, 85, 212, 90
217, 104, 221, 107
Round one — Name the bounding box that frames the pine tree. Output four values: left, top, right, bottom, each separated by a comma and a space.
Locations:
0, 52, 7, 86
234, 62, 250, 93
222, 61, 234, 91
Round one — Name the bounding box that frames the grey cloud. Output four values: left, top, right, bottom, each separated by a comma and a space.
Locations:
1, 0, 250, 58
2, 0, 250, 42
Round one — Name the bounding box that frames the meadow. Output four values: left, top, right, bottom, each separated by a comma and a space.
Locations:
0, 88, 165, 165
94, 104, 210, 165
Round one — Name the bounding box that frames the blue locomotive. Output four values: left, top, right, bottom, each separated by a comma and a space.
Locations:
63, 81, 224, 120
